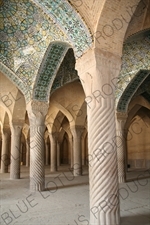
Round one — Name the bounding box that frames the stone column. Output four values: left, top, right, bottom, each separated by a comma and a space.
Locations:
70, 126, 84, 176
25, 139, 30, 167
49, 133, 57, 172
76, 49, 121, 225
81, 130, 87, 166
57, 141, 61, 167
20, 142, 23, 165
27, 101, 48, 191
1, 127, 10, 173
45, 141, 49, 166
68, 136, 73, 168
116, 112, 127, 183
10, 124, 22, 179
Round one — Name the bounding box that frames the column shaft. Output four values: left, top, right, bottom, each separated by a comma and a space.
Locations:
57, 142, 60, 167
1, 131, 10, 173
45, 142, 49, 166
50, 134, 57, 172
10, 125, 22, 179
30, 125, 45, 191
25, 140, 30, 167
116, 113, 127, 183
71, 126, 83, 176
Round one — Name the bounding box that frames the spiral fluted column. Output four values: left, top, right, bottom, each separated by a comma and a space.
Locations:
27, 101, 48, 191
116, 112, 127, 183
70, 126, 84, 176
76, 49, 121, 225
10, 124, 22, 179
88, 98, 119, 225
49, 133, 57, 172
1, 128, 10, 173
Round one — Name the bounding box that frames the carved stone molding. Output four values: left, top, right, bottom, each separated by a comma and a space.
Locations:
116, 111, 128, 119
27, 100, 49, 126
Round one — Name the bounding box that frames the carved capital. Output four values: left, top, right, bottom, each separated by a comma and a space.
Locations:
31, 100, 48, 115
70, 125, 84, 138
27, 100, 49, 126
2, 126, 11, 136
49, 132, 59, 142
10, 124, 22, 136
116, 112, 128, 131
116, 111, 128, 120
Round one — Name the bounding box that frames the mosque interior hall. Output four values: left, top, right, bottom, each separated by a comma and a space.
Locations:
0, 0, 150, 225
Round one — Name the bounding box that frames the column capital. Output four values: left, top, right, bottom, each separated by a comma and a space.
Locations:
70, 125, 84, 138
116, 111, 128, 130
2, 126, 10, 136
10, 123, 23, 136
49, 132, 59, 141
27, 100, 49, 125
116, 111, 128, 120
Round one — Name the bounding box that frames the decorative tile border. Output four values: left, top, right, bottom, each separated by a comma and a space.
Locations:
33, 42, 70, 101
117, 70, 150, 112
51, 48, 78, 93
116, 36, 150, 111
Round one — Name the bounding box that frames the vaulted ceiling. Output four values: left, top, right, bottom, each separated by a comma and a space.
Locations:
0, 0, 150, 105
0, 0, 92, 102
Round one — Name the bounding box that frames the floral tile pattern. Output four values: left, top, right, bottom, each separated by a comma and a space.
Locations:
0, 0, 91, 102
33, 42, 70, 101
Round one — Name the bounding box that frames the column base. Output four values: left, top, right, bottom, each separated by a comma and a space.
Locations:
10, 174, 20, 179
30, 178, 45, 192
73, 164, 82, 176
73, 170, 82, 176
51, 165, 57, 172
90, 209, 120, 225
118, 175, 125, 183
51, 168, 57, 172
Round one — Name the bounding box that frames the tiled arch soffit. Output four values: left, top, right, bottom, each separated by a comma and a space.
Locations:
33, 41, 71, 102
116, 34, 150, 112
0, 0, 92, 103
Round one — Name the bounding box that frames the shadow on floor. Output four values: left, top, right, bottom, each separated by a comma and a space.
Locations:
121, 213, 150, 225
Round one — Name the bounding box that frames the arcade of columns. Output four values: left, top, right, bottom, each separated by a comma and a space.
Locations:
0, 0, 150, 224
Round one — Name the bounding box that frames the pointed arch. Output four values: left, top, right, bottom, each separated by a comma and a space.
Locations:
0, 62, 31, 102
117, 70, 150, 112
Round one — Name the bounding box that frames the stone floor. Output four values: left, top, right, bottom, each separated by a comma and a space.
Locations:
0, 165, 150, 225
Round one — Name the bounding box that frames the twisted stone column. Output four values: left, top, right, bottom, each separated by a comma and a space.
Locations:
49, 133, 57, 172
10, 124, 22, 179
76, 49, 121, 225
116, 112, 127, 183
27, 101, 48, 191
1, 128, 10, 173
70, 126, 84, 176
